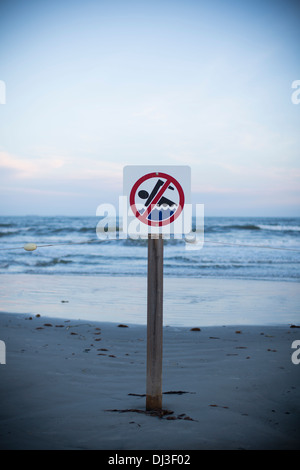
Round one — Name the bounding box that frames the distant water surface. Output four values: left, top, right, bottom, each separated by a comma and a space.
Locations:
0, 216, 299, 326
0, 216, 299, 282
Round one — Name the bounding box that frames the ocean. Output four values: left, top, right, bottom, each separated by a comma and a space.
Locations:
0, 216, 299, 326
0, 215, 299, 281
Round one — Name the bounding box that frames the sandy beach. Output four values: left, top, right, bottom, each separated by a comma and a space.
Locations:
0, 310, 299, 450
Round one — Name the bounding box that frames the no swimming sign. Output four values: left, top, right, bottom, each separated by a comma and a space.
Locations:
123, 166, 191, 237
123, 165, 191, 411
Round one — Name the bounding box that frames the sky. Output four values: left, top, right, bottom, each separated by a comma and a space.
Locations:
0, 0, 299, 216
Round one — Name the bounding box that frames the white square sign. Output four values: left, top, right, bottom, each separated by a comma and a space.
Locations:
123, 165, 191, 237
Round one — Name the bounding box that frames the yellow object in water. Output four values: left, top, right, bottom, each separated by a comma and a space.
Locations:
24, 243, 37, 251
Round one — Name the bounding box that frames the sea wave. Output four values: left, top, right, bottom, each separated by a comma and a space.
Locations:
211, 223, 300, 232
0, 230, 19, 237
227, 224, 261, 230
258, 224, 300, 232
35, 258, 73, 267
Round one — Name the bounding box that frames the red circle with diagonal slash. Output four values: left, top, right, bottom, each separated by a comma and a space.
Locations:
129, 172, 185, 227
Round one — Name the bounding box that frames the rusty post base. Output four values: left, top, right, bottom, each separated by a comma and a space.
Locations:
146, 394, 162, 411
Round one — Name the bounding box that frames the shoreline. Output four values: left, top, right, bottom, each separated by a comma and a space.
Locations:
0, 311, 300, 449
0, 274, 299, 327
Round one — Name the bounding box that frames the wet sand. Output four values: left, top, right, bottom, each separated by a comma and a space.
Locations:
0, 274, 299, 326
0, 311, 299, 450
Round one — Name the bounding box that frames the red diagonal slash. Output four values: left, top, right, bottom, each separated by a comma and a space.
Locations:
138, 177, 172, 224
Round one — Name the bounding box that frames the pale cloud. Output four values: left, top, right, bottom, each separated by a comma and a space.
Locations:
0, 151, 64, 179
0, 185, 83, 197
0, 151, 37, 177
193, 184, 243, 194
63, 158, 123, 184
167, 151, 300, 197
219, 162, 300, 180
0, 151, 123, 184
217, 163, 300, 193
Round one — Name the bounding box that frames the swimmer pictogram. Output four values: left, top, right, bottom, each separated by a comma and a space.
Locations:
129, 172, 185, 226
